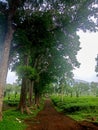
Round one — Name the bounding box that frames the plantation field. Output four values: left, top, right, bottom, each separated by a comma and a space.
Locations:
51, 95, 98, 122
1, 95, 98, 130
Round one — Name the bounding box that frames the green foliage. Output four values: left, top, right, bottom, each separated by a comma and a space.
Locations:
4, 100, 19, 107
13, 29, 32, 53
51, 95, 98, 121
72, 82, 90, 97
95, 54, 98, 76
16, 66, 37, 79
4, 83, 21, 102
4, 93, 20, 101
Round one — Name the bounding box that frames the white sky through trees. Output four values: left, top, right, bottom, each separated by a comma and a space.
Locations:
73, 30, 98, 82
7, 70, 17, 84
7, 30, 98, 84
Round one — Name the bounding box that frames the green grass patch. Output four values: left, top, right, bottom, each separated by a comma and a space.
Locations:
0, 98, 45, 130
0, 109, 27, 130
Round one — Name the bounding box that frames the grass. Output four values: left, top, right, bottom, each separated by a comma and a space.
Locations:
0, 96, 45, 130
51, 95, 98, 122
0, 109, 27, 130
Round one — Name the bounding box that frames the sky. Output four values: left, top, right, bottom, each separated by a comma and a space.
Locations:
73, 30, 98, 82
6, 30, 98, 84
7, 70, 17, 84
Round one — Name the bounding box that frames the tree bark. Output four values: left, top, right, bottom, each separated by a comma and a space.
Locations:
28, 80, 34, 106
0, 17, 14, 120
18, 54, 31, 114
18, 78, 30, 114
0, 0, 20, 120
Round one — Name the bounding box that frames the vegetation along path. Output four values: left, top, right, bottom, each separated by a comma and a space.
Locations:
25, 100, 98, 130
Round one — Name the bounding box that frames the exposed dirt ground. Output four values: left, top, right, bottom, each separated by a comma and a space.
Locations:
25, 100, 98, 130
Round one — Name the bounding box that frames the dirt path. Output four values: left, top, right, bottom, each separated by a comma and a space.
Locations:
25, 100, 98, 130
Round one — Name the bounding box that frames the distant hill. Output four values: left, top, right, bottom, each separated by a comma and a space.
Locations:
74, 79, 98, 85
74, 79, 89, 84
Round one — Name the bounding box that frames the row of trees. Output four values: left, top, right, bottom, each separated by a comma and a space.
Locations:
5, 80, 98, 101
0, 0, 98, 120
51, 77, 98, 97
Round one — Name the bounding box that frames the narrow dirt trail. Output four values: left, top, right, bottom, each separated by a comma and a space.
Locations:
25, 100, 98, 130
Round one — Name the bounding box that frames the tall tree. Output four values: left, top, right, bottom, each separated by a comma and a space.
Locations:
16, 65, 36, 113
95, 54, 98, 77
90, 82, 98, 96
0, 0, 22, 120
10, 11, 55, 109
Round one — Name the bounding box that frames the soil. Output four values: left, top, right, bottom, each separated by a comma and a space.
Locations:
25, 100, 98, 130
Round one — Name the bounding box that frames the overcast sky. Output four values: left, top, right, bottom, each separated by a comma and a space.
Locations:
73, 30, 98, 82
7, 70, 17, 84
6, 30, 98, 84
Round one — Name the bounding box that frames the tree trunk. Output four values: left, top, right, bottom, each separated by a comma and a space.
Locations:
76, 91, 79, 97
28, 80, 34, 106
0, 0, 20, 120
18, 78, 30, 114
0, 17, 14, 120
34, 91, 40, 108
18, 54, 31, 114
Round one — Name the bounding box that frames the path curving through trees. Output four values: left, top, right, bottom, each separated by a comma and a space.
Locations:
25, 100, 98, 130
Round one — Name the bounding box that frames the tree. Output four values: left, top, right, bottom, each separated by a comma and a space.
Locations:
95, 54, 98, 77
0, 0, 22, 120
73, 81, 90, 97
16, 66, 36, 113
90, 82, 98, 96
10, 11, 55, 109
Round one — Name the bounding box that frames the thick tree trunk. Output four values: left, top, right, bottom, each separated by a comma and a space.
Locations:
18, 54, 31, 114
28, 80, 34, 106
18, 78, 31, 114
0, 0, 20, 120
0, 18, 14, 120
